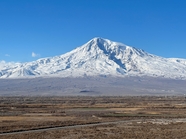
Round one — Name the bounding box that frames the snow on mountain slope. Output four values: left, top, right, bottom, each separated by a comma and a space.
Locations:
0, 37, 186, 79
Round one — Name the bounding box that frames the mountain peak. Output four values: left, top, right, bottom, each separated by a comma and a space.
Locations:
85, 37, 129, 52
87, 37, 110, 46
1, 38, 186, 79
91, 37, 108, 42
91, 37, 105, 41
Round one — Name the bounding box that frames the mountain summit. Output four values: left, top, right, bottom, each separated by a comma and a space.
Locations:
1, 38, 186, 79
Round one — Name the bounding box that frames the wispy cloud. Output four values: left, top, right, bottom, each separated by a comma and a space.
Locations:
5, 54, 10, 57
32, 52, 40, 58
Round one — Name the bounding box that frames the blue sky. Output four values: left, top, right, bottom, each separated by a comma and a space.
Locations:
1, 0, 186, 62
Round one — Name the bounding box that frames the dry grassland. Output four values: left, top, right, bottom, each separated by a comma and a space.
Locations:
1, 96, 186, 138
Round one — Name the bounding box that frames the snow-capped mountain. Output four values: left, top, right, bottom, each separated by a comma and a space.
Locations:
1, 37, 186, 79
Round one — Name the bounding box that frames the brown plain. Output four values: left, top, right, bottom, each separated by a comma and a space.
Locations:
1, 96, 186, 139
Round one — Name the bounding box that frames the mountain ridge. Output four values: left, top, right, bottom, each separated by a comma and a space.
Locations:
0, 37, 186, 79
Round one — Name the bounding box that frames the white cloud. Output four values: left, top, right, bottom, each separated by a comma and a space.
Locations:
0, 60, 6, 63
5, 54, 10, 57
32, 52, 40, 58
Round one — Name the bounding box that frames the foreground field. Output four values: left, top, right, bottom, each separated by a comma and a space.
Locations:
0, 96, 186, 138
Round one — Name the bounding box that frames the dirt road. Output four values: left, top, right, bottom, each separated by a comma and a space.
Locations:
1, 118, 186, 136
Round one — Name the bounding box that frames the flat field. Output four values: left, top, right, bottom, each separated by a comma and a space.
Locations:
1, 96, 186, 139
